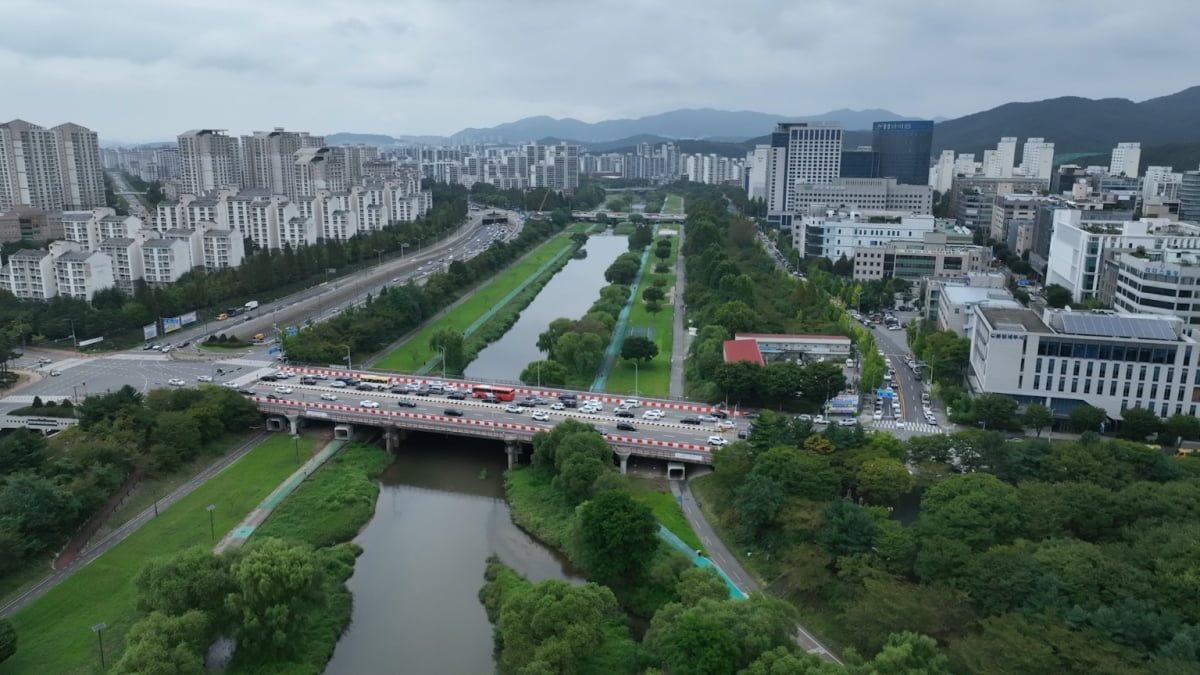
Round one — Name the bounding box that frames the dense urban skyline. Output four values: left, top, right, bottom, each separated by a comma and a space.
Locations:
4, 0, 1199, 142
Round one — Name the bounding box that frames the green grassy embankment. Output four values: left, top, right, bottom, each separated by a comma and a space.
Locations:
604, 234, 678, 398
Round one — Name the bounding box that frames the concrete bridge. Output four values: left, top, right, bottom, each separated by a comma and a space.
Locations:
571, 210, 686, 224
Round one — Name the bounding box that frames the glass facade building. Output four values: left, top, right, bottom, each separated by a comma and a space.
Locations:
872, 121, 934, 186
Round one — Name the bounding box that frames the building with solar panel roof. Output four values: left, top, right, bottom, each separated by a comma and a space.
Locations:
968, 306, 1199, 425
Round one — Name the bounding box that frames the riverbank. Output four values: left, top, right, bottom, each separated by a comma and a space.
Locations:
372, 229, 581, 373
604, 231, 679, 397
2, 434, 306, 673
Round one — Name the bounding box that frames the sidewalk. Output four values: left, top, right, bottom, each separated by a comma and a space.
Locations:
669, 225, 688, 399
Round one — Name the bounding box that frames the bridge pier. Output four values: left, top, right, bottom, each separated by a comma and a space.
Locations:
333, 424, 353, 441
505, 439, 521, 469
383, 427, 401, 453
614, 448, 632, 475
286, 414, 300, 435
265, 416, 287, 432
667, 462, 686, 480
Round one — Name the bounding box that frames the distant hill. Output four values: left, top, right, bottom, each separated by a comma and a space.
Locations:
449, 107, 921, 144
1070, 142, 1200, 175
931, 86, 1200, 156
325, 132, 450, 146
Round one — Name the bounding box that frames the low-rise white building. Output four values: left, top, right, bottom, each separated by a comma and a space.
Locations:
936, 286, 1022, 337
52, 245, 114, 300
202, 226, 245, 269
141, 237, 191, 285
789, 177, 932, 216
922, 272, 1009, 322
1098, 247, 1200, 326
793, 210, 942, 262
0, 248, 56, 299
969, 306, 1200, 422
852, 238, 990, 282
731, 333, 853, 363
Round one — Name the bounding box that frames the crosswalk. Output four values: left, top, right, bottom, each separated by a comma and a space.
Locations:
873, 419, 942, 434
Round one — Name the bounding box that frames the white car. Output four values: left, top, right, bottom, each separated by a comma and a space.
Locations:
312, 373, 328, 380
896, 420, 907, 428
442, 384, 458, 394
329, 380, 347, 388
359, 400, 380, 409
196, 375, 213, 382
504, 404, 524, 414
274, 386, 294, 394
707, 435, 729, 447
837, 418, 858, 427
320, 393, 338, 401
642, 409, 664, 420
813, 416, 828, 425
550, 402, 565, 411
873, 411, 883, 421
223, 381, 239, 388
405, 381, 421, 390
697, 414, 717, 423
531, 410, 549, 422
168, 378, 186, 387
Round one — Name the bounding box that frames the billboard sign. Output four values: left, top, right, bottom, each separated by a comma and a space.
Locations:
180, 311, 198, 326
78, 336, 104, 347
143, 323, 158, 340
163, 316, 182, 334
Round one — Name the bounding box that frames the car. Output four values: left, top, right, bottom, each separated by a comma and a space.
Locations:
237, 388, 254, 395
482, 395, 500, 404
697, 414, 717, 423
874, 411, 883, 421
896, 419, 907, 428
329, 380, 347, 388
414, 388, 432, 396
737, 429, 749, 439
196, 374, 213, 382
311, 373, 328, 380
518, 400, 536, 407
615, 410, 635, 418
616, 422, 637, 432
681, 417, 702, 425
266, 394, 280, 400
837, 418, 858, 427
359, 400, 380, 408
160, 345, 172, 353
446, 391, 466, 400
742, 411, 760, 419
504, 404, 523, 413
716, 420, 737, 431
889, 325, 903, 330
442, 384, 458, 394
710, 410, 729, 420
274, 386, 294, 394
320, 393, 339, 401
405, 381, 421, 391
275, 370, 294, 379
397, 399, 417, 408
550, 402, 565, 411
620, 399, 641, 408
642, 409, 664, 420
443, 408, 464, 417
168, 378, 186, 387
813, 415, 828, 425
531, 410, 549, 422
796, 414, 812, 422
223, 381, 240, 388
707, 435, 728, 447
927, 417, 939, 426
141, 343, 155, 350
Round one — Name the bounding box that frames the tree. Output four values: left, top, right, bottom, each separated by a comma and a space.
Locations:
1119, 406, 1163, 441
551, 454, 608, 504
629, 224, 654, 250
1021, 403, 1053, 438
973, 393, 1018, 431
496, 580, 621, 674
646, 300, 664, 314
676, 567, 729, 607
733, 474, 784, 541
519, 359, 568, 386
428, 328, 466, 374
655, 240, 672, 262
1069, 404, 1108, 433
0, 429, 47, 474
868, 631, 951, 675
643, 285, 665, 303
224, 538, 324, 660
605, 253, 642, 284
796, 361, 846, 405
554, 331, 605, 377
0, 472, 82, 555
645, 594, 797, 675
1043, 284, 1073, 308
135, 546, 235, 620
1162, 413, 1200, 446
915, 473, 1022, 553
577, 491, 659, 582
111, 610, 207, 675
832, 253, 854, 277
855, 457, 915, 504
620, 335, 659, 364
0, 617, 15, 665
817, 499, 877, 557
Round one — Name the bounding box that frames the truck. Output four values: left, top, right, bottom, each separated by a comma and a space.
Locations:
245, 300, 259, 310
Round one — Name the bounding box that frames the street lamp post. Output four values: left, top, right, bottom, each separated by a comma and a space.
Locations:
344, 345, 352, 372
439, 347, 447, 380
375, 248, 384, 267
634, 361, 639, 397
292, 434, 301, 464
205, 504, 216, 541
536, 360, 541, 388
92, 622, 107, 668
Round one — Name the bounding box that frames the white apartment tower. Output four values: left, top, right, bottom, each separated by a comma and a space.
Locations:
932, 150, 956, 193
241, 128, 325, 198
765, 122, 843, 217
177, 130, 241, 194
52, 123, 105, 210
0, 119, 63, 211
1110, 142, 1142, 177
1019, 138, 1055, 180
984, 137, 1017, 178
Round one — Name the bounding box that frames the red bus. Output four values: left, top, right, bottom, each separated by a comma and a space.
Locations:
472, 384, 516, 401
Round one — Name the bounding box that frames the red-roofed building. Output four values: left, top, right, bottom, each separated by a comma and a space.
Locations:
731, 333, 852, 364
722, 339, 764, 366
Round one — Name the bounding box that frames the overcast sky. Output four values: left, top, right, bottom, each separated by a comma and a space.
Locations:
4, 0, 1199, 143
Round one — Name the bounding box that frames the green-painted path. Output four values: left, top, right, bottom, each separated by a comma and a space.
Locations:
590, 227, 656, 392
214, 438, 347, 553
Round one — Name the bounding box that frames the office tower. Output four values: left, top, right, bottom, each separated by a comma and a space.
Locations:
1180, 171, 1200, 222
1019, 138, 1055, 180
840, 148, 880, 179
1110, 142, 1142, 177
53, 123, 105, 210
177, 129, 241, 194
0, 119, 64, 211
765, 121, 843, 215
872, 120, 933, 186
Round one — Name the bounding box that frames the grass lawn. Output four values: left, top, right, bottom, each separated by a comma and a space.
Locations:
605, 235, 678, 398
4, 433, 312, 675
628, 476, 706, 555
661, 194, 684, 215
374, 234, 575, 372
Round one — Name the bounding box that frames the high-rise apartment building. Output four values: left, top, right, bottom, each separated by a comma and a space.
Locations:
241, 128, 324, 198
1181, 170, 1200, 222
1110, 142, 1142, 177
177, 129, 241, 194
984, 137, 1017, 178
1018, 138, 1055, 180
872, 120, 933, 186
765, 122, 843, 220
551, 142, 579, 190
53, 123, 105, 210
0, 119, 64, 211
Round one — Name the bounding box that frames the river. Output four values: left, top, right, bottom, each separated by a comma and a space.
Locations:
323, 435, 584, 674
464, 233, 629, 382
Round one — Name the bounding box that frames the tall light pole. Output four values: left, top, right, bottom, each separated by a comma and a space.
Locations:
92, 622, 107, 669
400, 242, 411, 277
439, 346, 447, 380
344, 345, 352, 372
292, 434, 301, 464
634, 361, 639, 397
205, 504, 216, 541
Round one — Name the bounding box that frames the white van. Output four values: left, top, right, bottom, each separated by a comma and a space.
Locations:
621, 399, 641, 408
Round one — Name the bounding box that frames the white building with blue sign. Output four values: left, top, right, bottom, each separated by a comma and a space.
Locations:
968, 306, 1200, 423
1099, 246, 1200, 327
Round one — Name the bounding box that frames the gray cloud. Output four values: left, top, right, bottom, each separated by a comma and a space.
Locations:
0, 0, 1197, 142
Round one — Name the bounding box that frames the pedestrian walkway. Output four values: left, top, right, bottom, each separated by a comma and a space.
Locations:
590, 228, 656, 391
213, 437, 346, 553
668, 226, 687, 400
656, 525, 746, 599
872, 419, 943, 433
